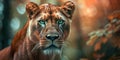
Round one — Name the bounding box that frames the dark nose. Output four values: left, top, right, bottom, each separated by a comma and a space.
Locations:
46, 33, 59, 41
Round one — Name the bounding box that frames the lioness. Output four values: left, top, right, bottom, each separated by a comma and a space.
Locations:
0, 1, 75, 60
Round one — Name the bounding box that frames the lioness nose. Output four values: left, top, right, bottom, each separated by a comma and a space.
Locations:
46, 33, 59, 41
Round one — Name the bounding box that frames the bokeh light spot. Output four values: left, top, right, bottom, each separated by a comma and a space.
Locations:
16, 4, 25, 15
0, 2, 4, 15
84, 6, 97, 17
10, 17, 20, 31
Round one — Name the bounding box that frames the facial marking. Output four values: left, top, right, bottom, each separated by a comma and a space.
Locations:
27, 20, 32, 39
40, 12, 50, 20
52, 12, 67, 21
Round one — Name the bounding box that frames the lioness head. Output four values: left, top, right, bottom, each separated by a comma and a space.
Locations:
26, 1, 75, 54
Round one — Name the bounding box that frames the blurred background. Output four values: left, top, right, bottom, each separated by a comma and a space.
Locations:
0, 0, 120, 59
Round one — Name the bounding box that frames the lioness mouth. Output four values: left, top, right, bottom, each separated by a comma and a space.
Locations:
43, 44, 61, 55
44, 45, 60, 50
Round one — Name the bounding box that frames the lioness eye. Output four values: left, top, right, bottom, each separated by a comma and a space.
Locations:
57, 19, 65, 25
38, 20, 46, 27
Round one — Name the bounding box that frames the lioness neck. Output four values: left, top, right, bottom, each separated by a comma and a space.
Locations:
13, 37, 61, 60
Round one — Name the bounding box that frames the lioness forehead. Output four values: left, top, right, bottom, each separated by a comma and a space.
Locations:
37, 4, 66, 20
39, 4, 58, 13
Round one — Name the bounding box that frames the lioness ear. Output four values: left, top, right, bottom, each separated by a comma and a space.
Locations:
26, 2, 40, 19
61, 1, 75, 18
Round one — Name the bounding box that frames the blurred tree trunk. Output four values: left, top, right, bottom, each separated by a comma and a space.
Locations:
109, 0, 120, 11
1, 0, 11, 49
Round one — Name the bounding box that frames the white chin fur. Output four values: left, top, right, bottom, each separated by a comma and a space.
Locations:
43, 48, 61, 55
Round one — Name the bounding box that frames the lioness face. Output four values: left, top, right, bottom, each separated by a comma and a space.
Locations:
26, 1, 75, 54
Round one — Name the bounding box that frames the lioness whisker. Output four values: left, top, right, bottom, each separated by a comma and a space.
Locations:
31, 43, 40, 52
